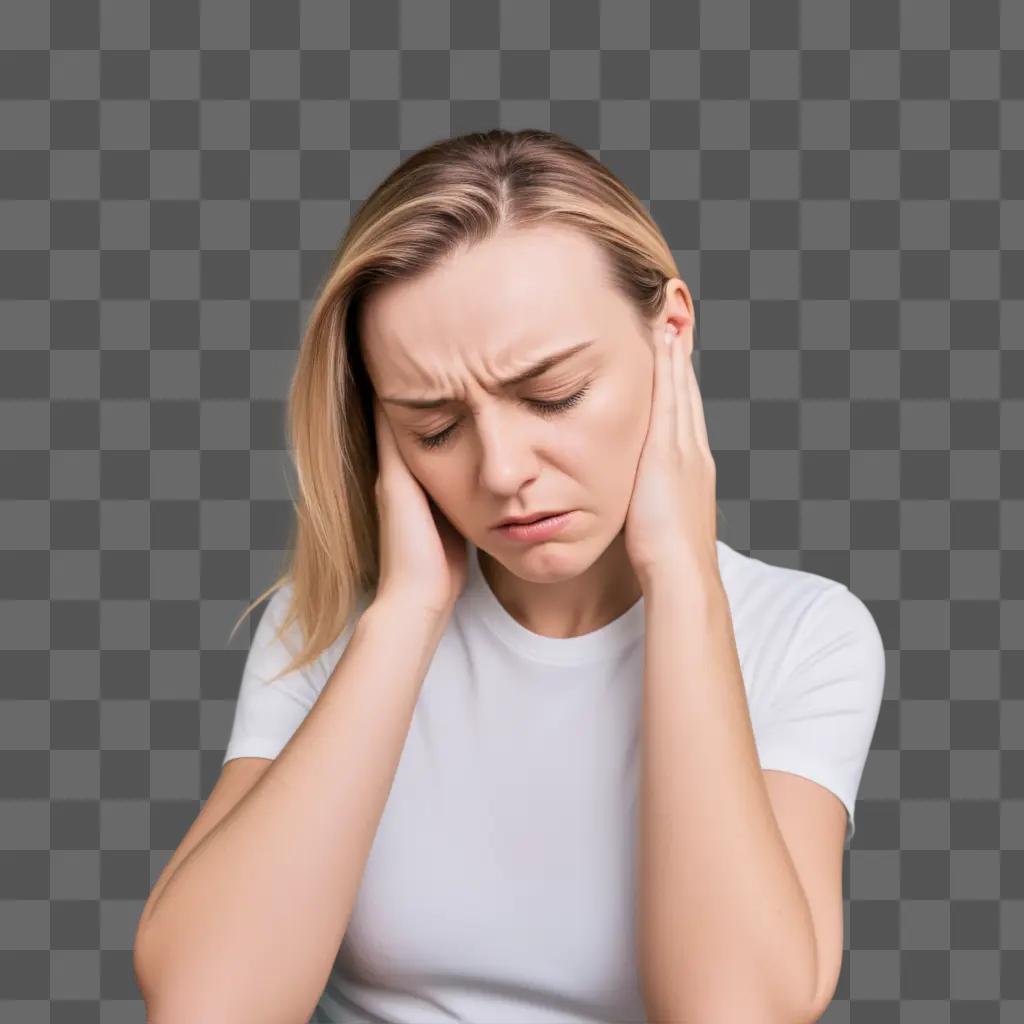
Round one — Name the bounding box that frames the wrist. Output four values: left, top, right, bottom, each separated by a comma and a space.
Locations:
640, 562, 726, 612
366, 592, 452, 637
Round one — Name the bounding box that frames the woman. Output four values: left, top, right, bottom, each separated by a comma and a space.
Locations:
134, 129, 885, 1023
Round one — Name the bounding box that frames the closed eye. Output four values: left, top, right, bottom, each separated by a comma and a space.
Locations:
415, 384, 592, 451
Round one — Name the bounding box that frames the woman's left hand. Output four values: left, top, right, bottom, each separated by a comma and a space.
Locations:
624, 322, 721, 593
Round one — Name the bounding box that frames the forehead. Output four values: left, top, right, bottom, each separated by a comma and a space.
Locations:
359, 226, 617, 374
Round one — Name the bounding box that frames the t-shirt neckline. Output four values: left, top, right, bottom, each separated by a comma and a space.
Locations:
462, 541, 647, 666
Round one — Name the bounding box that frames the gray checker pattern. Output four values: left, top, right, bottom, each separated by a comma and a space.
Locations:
1, 0, 1023, 1021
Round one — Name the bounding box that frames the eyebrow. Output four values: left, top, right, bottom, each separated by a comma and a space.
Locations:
379, 339, 598, 409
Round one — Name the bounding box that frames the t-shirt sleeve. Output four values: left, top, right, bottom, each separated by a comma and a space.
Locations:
753, 582, 886, 845
222, 583, 359, 765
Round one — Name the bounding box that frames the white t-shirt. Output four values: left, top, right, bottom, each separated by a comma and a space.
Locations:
223, 538, 886, 1024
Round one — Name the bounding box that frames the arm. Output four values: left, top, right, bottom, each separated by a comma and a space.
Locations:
636, 570, 819, 1024
135, 597, 447, 1024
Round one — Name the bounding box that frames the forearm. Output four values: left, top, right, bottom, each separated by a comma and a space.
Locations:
637, 572, 818, 1024
137, 598, 446, 1024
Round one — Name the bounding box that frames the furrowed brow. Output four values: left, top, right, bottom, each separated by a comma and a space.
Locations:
380, 339, 597, 409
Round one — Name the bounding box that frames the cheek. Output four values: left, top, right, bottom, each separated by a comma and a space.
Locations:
599, 369, 649, 440
391, 438, 441, 494
406, 451, 449, 493
405, 451, 473, 518
575, 384, 649, 488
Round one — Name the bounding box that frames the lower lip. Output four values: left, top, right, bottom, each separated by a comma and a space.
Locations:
495, 511, 575, 543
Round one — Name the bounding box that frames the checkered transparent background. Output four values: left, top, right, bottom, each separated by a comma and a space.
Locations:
2, 0, 1024, 1020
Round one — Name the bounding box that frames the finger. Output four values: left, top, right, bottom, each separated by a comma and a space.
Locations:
669, 325, 700, 455
684, 348, 713, 459
650, 322, 677, 448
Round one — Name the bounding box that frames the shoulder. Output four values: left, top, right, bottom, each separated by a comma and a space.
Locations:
246, 580, 368, 687
242, 581, 316, 685
717, 539, 840, 612
718, 539, 876, 633
716, 540, 885, 698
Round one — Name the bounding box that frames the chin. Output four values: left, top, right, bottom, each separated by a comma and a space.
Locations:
509, 533, 617, 582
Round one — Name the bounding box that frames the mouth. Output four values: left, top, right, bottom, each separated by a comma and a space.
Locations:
492, 510, 576, 541
493, 511, 568, 528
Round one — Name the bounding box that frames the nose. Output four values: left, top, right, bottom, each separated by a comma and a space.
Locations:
474, 405, 544, 496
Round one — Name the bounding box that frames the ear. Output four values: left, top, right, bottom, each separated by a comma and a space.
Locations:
657, 277, 696, 357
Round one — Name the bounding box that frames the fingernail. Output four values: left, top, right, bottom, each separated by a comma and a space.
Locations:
664, 325, 675, 346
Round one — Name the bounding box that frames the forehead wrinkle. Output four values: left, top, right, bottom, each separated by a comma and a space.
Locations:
380, 338, 598, 410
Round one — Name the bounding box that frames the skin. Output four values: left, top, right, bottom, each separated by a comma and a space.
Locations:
358, 223, 695, 640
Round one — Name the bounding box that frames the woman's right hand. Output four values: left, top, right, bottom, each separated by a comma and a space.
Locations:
371, 395, 468, 622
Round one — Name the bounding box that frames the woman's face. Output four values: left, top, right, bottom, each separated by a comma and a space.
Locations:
359, 224, 679, 579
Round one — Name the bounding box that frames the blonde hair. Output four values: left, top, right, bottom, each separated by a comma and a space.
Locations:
229, 128, 700, 683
